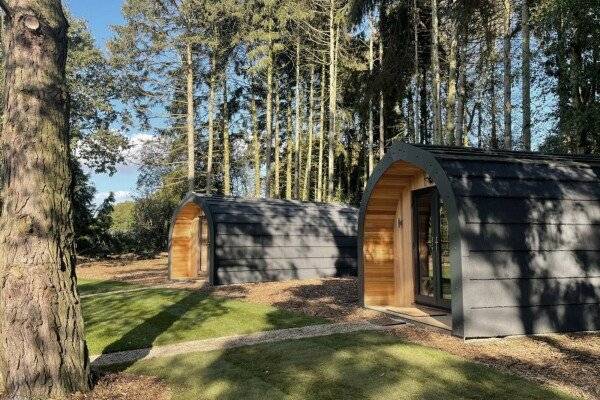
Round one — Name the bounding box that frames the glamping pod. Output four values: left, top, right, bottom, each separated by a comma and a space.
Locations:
360, 143, 600, 338
169, 194, 358, 285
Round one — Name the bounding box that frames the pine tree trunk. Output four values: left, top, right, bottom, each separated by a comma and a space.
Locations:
274, 80, 281, 198
302, 65, 315, 201
379, 37, 384, 157
522, 0, 531, 151
419, 61, 428, 143
222, 75, 231, 195
503, 0, 512, 150
0, 1, 90, 397
264, 49, 273, 197
317, 65, 325, 202
294, 41, 301, 199
328, 0, 336, 201
367, 17, 374, 174
456, 24, 467, 146
445, 2, 458, 146
431, 0, 442, 144
206, 54, 215, 193
186, 42, 195, 191
286, 103, 293, 200
252, 94, 261, 198
413, 0, 421, 143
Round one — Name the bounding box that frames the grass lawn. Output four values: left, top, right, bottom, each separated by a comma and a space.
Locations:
81, 282, 327, 355
78, 278, 148, 296
110, 331, 572, 400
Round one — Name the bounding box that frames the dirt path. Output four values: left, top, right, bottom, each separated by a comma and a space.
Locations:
90, 321, 388, 367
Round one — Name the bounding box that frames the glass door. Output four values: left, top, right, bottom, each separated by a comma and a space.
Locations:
412, 187, 451, 309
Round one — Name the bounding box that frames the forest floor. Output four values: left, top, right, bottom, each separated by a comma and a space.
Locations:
75, 256, 599, 400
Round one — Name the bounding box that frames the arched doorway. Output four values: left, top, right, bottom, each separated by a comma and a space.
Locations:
169, 202, 209, 279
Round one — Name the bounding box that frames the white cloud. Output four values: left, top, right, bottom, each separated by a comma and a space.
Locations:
94, 190, 133, 206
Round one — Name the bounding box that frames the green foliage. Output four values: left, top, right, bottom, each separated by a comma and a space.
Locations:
110, 202, 136, 234
72, 163, 116, 257
536, 0, 600, 155
68, 14, 129, 175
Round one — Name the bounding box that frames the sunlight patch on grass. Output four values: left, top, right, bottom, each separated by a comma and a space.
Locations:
116, 332, 574, 400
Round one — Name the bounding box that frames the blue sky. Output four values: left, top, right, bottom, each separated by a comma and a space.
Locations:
66, 0, 138, 205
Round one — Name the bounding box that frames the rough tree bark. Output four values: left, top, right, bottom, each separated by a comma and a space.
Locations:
522, 0, 531, 151
0, 0, 90, 398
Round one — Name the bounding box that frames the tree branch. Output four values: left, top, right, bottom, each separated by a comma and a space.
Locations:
0, 0, 11, 18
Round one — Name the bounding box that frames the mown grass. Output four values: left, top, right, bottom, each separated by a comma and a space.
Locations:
78, 278, 148, 296
81, 283, 327, 355
112, 331, 573, 400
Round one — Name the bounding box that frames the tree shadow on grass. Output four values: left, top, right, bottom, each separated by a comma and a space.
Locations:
91, 290, 231, 372
137, 331, 571, 400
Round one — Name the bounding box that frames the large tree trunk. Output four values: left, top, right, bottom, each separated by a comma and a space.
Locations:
302, 65, 315, 201
186, 42, 195, 191
206, 54, 215, 193
445, 1, 458, 146
252, 93, 261, 198
317, 65, 325, 202
0, 1, 90, 398
274, 80, 281, 198
503, 0, 512, 150
431, 0, 442, 144
367, 17, 374, 174
222, 75, 231, 195
521, 0, 531, 151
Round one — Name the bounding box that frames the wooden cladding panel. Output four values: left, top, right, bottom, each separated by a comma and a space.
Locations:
363, 161, 434, 308
171, 203, 205, 279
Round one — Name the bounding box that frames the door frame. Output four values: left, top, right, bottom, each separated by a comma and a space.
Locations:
412, 187, 451, 310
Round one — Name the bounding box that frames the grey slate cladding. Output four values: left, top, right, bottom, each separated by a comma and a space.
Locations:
425, 145, 600, 337
182, 194, 358, 285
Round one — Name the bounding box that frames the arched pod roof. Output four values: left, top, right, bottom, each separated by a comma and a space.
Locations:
360, 143, 600, 338
169, 193, 359, 285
